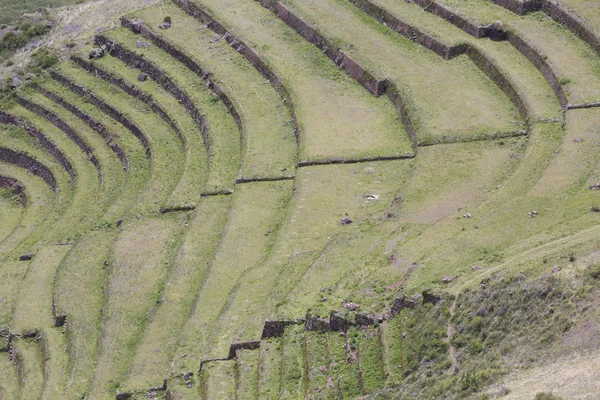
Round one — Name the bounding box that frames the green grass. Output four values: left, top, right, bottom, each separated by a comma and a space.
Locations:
201, 360, 236, 400
257, 339, 283, 399
280, 0, 524, 143
173, 180, 292, 369
0, 0, 87, 24
358, 326, 385, 393
193, 0, 413, 161
280, 325, 305, 398
236, 349, 260, 400
372, 0, 562, 122
511, 13, 600, 105
11, 245, 73, 399
0, 188, 23, 242
0, 166, 57, 325
34, 78, 151, 223
121, 196, 229, 392
532, 108, 600, 194
8, 105, 109, 242
0, 352, 20, 399
22, 88, 128, 217
12, 337, 45, 399
0, 131, 72, 259
434, 0, 600, 104
131, 2, 298, 180
53, 230, 115, 398
53, 61, 185, 216
86, 215, 184, 400
207, 160, 410, 347
10, 246, 71, 332
305, 331, 334, 398
89, 54, 208, 209
102, 27, 240, 194
558, 0, 600, 37
327, 331, 362, 397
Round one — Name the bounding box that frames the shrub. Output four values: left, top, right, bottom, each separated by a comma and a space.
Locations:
28, 48, 58, 73
534, 393, 565, 400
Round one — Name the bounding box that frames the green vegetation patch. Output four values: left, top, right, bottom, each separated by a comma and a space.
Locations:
34, 78, 150, 223
53, 230, 115, 398
281, 0, 524, 144
201, 359, 236, 400
86, 215, 184, 399
54, 62, 184, 216
257, 339, 283, 399
122, 196, 230, 391
102, 27, 240, 194
236, 349, 260, 400
88, 55, 207, 209
131, 2, 297, 180
11, 338, 45, 399
195, 0, 413, 161
0, 0, 86, 24
174, 180, 292, 367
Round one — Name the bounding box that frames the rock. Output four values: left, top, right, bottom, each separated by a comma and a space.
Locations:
552, 266, 561, 273
574, 137, 583, 143
471, 265, 483, 271
138, 74, 148, 82
158, 16, 172, 30
88, 47, 104, 59
442, 276, 455, 284
343, 302, 358, 311
136, 39, 151, 49
11, 75, 23, 88
390, 296, 416, 316
341, 217, 352, 225
304, 312, 330, 333
422, 290, 441, 305
329, 312, 348, 332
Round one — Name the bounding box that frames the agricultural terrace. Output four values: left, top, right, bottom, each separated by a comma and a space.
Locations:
1, 0, 600, 398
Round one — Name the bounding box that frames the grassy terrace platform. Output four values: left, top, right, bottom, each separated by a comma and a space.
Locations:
86, 215, 184, 400
208, 160, 411, 347
11, 245, 73, 399
0, 164, 59, 326
366, 0, 563, 122
557, 0, 600, 39
130, 2, 298, 180
7, 104, 112, 243
51, 62, 184, 216
121, 196, 229, 392
170, 181, 292, 379
0, 186, 24, 243
86, 55, 209, 208
432, 0, 600, 106
184, 0, 413, 162
0, 132, 71, 259
273, 0, 525, 144
34, 78, 151, 223
3, 0, 600, 398
100, 27, 241, 194
53, 230, 115, 398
